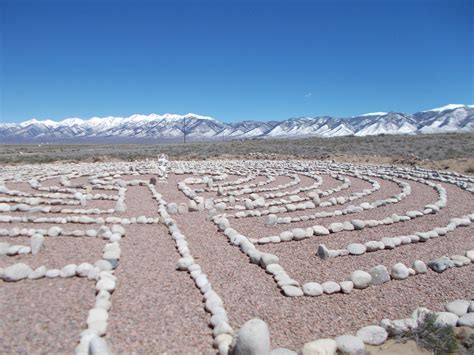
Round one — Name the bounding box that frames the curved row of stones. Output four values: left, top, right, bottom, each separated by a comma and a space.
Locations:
1, 159, 473, 354
176, 166, 452, 253
169, 160, 473, 299
230, 298, 474, 355
239, 173, 443, 239
212, 210, 474, 298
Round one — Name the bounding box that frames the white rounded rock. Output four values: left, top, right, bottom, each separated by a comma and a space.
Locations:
279, 231, 293, 242
312, 226, 330, 236
391, 263, 409, 280
45, 269, 60, 278
412, 260, 427, 274
3, 263, 33, 281
351, 270, 372, 289
48, 226, 62, 237
445, 300, 470, 317
89, 335, 110, 355
328, 223, 344, 233
292, 228, 307, 241
301, 338, 337, 355
266, 214, 278, 226
96, 277, 116, 292
322, 281, 341, 294
458, 313, 474, 327
282, 285, 303, 297
60, 264, 77, 278
340, 281, 354, 294
28, 266, 47, 279
435, 312, 459, 327
335, 335, 365, 354
76, 263, 94, 277
30, 234, 44, 255
302, 282, 323, 297
368, 265, 390, 285
356, 325, 388, 345
347, 243, 366, 255
260, 253, 279, 268
176, 257, 194, 271
232, 318, 270, 355
351, 219, 365, 230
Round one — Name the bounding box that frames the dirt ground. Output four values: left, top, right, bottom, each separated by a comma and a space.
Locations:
1, 133, 473, 175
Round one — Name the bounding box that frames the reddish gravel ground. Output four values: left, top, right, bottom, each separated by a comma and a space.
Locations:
1, 168, 473, 353
1, 278, 96, 353
0, 235, 105, 269
105, 184, 214, 353
4, 182, 42, 194
105, 223, 214, 353
175, 210, 473, 350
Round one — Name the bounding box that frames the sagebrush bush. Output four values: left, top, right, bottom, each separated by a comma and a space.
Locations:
404, 313, 459, 355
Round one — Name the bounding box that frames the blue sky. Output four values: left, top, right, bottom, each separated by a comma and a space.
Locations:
1, 0, 473, 123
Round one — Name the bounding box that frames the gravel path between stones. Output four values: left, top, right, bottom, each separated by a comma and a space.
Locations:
0, 236, 105, 269
1, 164, 473, 353
174, 210, 473, 350
264, 226, 474, 284
231, 175, 401, 238
1, 278, 95, 353
105, 185, 214, 353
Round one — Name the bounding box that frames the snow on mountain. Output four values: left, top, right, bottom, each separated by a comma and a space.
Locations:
423, 104, 474, 113
353, 112, 418, 136
415, 105, 474, 134
359, 112, 388, 117
1, 105, 473, 142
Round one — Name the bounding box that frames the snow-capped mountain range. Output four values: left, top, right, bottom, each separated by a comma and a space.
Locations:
1, 104, 473, 143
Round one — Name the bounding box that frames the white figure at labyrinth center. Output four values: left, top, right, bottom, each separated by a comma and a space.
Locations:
157, 154, 169, 179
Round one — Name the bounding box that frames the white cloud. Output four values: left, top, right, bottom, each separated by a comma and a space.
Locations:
304, 92, 312, 98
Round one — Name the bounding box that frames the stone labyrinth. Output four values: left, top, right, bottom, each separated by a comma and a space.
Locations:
1, 160, 473, 354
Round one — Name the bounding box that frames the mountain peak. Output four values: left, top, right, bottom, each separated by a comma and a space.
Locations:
424, 104, 472, 113
1, 105, 472, 142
